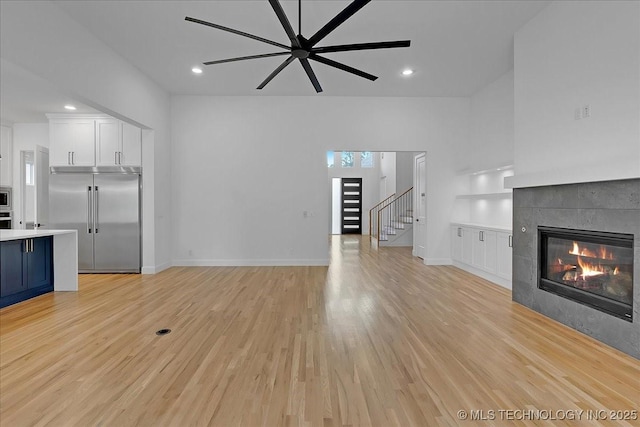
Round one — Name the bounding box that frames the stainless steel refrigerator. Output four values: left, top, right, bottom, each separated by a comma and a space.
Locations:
49, 167, 141, 273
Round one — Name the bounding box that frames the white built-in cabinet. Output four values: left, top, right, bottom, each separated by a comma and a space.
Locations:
452, 224, 512, 286
450, 165, 514, 289
496, 232, 513, 280
48, 115, 141, 167
472, 228, 497, 274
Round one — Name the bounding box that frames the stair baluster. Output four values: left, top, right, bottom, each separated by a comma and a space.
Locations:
370, 187, 413, 244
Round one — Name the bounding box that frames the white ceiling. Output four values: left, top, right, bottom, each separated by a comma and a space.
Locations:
1, 1, 550, 123
0, 59, 100, 124
54, 0, 549, 97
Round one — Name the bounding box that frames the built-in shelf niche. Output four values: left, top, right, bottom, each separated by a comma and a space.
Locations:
452, 165, 514, 228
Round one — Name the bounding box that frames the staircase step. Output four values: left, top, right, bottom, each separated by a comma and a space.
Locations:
400, 216, 413, 223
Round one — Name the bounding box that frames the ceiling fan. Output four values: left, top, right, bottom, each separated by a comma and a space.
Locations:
185, 0, 411, 93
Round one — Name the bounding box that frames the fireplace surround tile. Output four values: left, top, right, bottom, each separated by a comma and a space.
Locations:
532, 184, 581, 209
578, 180, 640, 209
534, 208, 579, 229
512, 178, 640, 359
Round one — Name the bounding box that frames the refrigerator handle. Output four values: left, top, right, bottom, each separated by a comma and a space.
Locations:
87, 186, 92, 233
94, 186, 99, 233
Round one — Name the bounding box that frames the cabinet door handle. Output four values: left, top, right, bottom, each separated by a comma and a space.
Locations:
480, 231, 484, 242
119, 151, 123, 164
71, 151, 75, 165
115, 152, 118, 165
457, 227, 461, 237
509, 235, 513, 248
68, 152, 71, 165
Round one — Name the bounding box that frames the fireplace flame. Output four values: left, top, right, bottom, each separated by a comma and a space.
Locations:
577, 256, 605, 278
569, 241, 614, 260
599, 246, 614, 260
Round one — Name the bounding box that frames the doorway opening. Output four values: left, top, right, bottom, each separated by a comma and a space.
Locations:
19, 146, 49, 230
327, 151, 426, 258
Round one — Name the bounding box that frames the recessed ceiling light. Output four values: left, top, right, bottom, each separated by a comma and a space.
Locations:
192, 67, 203, 74
402, 69, 414, 76
64, 105, 77, 110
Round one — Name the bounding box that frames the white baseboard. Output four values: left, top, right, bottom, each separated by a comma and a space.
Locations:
141, 261, 172, 275
172, 258, 330, 267
452, 261, 512, 290
426, 258, 453, 265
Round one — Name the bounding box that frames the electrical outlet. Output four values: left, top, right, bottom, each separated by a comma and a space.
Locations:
583, 104, 591, 118
574, 107, 582, 120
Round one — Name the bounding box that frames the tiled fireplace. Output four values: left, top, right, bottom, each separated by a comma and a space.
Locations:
512, 179, 639, 359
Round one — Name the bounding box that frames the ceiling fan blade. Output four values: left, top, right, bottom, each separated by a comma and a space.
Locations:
307, 0, 371, 47
299, 58, 323, 93
310, 54, 377, 81
185, 16, 290, 50
268, 0, 300, 48
313, 40, 411, 54
257, 56, 295, 89
203, 52, 291, 66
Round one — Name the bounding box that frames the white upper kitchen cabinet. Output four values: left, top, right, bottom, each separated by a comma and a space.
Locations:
96, 119, 141, 166
0, 126, 12, 186
48, 115, 141, 167
49, 118, 95, 166
95, 119, 120, 166
120, 121, 141, 166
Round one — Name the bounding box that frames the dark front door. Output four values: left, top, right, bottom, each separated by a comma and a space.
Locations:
341, 178, 362, 234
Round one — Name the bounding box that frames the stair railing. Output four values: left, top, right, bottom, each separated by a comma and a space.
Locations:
369, 193, 395, 241
376, 187, 413, 244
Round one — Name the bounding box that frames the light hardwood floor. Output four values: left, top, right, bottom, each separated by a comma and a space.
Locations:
1, 236, 639, 426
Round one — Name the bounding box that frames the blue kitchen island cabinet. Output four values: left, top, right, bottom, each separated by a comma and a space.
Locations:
0, 236, 53, 308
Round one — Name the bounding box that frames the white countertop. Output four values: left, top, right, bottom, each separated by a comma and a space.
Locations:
0, 229, 77, 242
451, 222, 512, 233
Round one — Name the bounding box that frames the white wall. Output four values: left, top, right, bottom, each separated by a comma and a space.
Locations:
0, 1, 172, 273
396, 152, 418, 194
464, 70, 514, 172
11, 123, 49, 229
379, 152, 397, 199
508, 0, 640, 188
451, 66, 515, 232
171, 96, 468, 266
